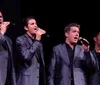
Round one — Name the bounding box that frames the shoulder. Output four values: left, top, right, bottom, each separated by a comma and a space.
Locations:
5, 35, 12, 43
16, 34, 27, 46
16, 34, 27, 43
53, 43, 64, 51
16, 34, 26, 40
75, 44, 83, 50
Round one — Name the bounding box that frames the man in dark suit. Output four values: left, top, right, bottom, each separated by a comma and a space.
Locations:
47, 23, 97, 85
16, 16, 46, 85
0, 10, 16, 85
90, 30, 100, 85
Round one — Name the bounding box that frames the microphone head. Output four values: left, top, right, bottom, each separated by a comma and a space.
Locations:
36, 28, 50, 38
79, 37, 82, 40
36, 28, 40, 30
34, 27, 40, 31
79, 37, 90, 46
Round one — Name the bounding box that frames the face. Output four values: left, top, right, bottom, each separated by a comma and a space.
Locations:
65, 26, 80, 44
0, 12, 3, 27
24, 19, 38, 35
94, 32, 100, 47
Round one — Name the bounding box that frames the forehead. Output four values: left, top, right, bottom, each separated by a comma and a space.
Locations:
0, 12, 2, 16
28, 19, 36, 23
70, 26, 79, 30
97, 32, 100, 37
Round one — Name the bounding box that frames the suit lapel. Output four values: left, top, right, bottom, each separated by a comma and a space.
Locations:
92, 50, 99, 70
2, 36, 12, 54
74, 45, 83, 60
59, 43, 70, 64
60, 44, 82, 64
6, 40, 11, 52
40, 46, 45, 65
24, 34, 33, 47
24, 34, 42, 63
92, 50, 97, 59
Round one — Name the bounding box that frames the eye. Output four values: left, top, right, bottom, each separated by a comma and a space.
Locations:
31, 23, 34, 25
72, 30, 76, 32
0, 16, 3, 18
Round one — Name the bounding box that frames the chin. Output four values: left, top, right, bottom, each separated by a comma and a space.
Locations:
73, 41, 77, 44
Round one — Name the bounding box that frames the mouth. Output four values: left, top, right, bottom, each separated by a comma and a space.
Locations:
0, 21, 3, 24
34, 28, 37, 30
74, 37, 78, 41
74, 37, 78, 39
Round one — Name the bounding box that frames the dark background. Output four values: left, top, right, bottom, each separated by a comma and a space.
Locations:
0, 0, 97, 64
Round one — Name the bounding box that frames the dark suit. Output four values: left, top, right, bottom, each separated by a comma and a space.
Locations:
90, 50, 100, 85
16, 33, 46, 85
0, 33, 16, 85
47, 43, 96, 85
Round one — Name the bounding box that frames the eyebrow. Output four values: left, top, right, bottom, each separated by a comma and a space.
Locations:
30, 22, 34, 24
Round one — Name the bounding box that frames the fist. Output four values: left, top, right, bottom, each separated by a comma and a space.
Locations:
0, 22, 10, 35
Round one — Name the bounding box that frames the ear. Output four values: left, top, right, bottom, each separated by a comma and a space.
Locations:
93, 37, 96, 42
24, 26, 28, 31
65, 32, 68, 38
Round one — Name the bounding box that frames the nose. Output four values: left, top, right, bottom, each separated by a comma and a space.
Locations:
35, 24, 38, 28
76, 32, 79, 36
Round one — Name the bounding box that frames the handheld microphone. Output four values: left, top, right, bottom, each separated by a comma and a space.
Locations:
79, 37, 90, 46
36, 28, 50, 38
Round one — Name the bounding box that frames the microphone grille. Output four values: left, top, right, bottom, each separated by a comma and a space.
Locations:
36, 28, 40, 30
79, 37, 82, 40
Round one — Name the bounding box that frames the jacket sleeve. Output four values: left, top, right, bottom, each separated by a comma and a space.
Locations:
47, 47, 57, 85
16, 37, 42, 61
5, 37, 16, 85
84, 51, 98, 73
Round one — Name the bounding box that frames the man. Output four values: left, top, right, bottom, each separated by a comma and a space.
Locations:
47, 23, 96, 85
0, 10, 16, 85
16, 16, 46, 85
90, 30, 100, 85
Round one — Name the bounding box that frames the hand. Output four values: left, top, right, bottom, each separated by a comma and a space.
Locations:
81, 38, 90, 52
35, 28, 46, 40
36, 28, 46, 35
0, 22, 10, 35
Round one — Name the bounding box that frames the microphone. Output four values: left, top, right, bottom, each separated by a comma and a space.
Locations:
36, 28, 50, 38
79, 37, 90, 46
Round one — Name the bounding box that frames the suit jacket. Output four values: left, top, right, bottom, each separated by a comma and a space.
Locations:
0, 33, 16, 85
47, 43, 96, 85
90, 50, 100, 85
16, 33, 46, 85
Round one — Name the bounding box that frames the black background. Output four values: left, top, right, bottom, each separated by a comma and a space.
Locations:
0, 0, 97, 64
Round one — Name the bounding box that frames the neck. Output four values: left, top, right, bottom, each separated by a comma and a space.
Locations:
65, 40, 75, 49
26, 32, 35, 39
95, 44, 100, 53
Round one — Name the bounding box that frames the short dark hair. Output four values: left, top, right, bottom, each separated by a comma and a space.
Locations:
22, 16, 35, 26
0, 8, 3, 13
64, 23, 80, 33
92, 29, 100, 37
